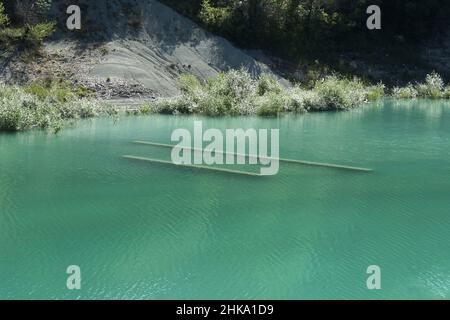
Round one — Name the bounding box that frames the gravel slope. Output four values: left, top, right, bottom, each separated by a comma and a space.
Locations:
86, 0, 284, 96
1, 0, 285, 99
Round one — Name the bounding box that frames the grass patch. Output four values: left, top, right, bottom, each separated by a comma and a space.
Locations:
25, 78, 95, 102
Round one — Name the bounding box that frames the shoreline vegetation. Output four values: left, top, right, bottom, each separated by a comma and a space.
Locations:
144, 70, 385, 117
0, 2, 449, 133
0, 80, 118, 133
1, 70, 450, 133
142, 70, 450, 117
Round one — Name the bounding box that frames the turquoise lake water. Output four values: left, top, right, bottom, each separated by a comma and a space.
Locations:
0, 99, 449, 299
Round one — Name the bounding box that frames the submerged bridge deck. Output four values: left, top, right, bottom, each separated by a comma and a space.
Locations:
126, 140, 374, 174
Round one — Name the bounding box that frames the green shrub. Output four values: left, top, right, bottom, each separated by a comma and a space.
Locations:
0, 2, 9, 27
313, 76, 366, 111
393, 73, 450, 100
0, 103, 23, 131
179, 74, 203, 100
25, 22, 56, 46
290, 88, 318, 112
365, 83, 385, 101
257, 74, 283, 96
150, 97, 195, 115
139, 103, 154, 115
201, 69, 257, 115
72, 100, 96, 118
392, 84, 418, 99
35, 0, 53, 15
208, 69, 256, 101
199, 0, 231, 30
0, 28, 25, 51
0, 26, 25, 40
256, 92, 291, 116
0, 85, 116, 132
415, 72, 445, 98
443, 87, 450, 99
0, 86, 55, 131
197, 94, 232, 116
55, 101, 79, 119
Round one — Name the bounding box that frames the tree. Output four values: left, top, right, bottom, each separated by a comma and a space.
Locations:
13, 0, 52, 25
0, 0, 55, 50
0, 2, 9, 26
161, 0, 450, 60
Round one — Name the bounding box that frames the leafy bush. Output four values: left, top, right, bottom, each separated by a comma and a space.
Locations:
195, 94, 226, 116
139, 103, 153, 115
25, 22, 56, 46
198, 69, 257, 115
150, 97, 195, 115
199, 0, 231, 31
257, 74, 283, 96
208, 69, 255, 101
0, 85, 116, 132
443, 87, 450, 99
0, 2, 9, 27
289, 88, 320, 112
312, 76, 366, 111
415, 72, 444, 98
392, 84, 418, 99
366, 83, 386, 101
256, 92, 290, 116
70, 99, 96, 118
392, 73, 450, 100
178, 74, 203, 101
0, 86, 57, 131
0, 27, 25, 46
